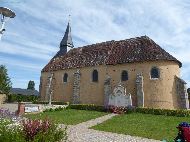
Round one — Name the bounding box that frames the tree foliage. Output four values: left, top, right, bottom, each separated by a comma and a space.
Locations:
27, 80, 35, 90
0, 65, 12, 94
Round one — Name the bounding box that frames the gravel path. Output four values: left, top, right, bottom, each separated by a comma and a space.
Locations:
61, 113, 161, 142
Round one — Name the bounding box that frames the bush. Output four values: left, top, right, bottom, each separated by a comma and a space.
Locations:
108, 105, 126, 114
68, 104, 106, 112
0, 108, 17, 120
0, 107, 67, 142
33, 101, 49, 104
0, 119, 25, 142
22, 119, 67, 142
43, 106, 66, 112
34, 101, 66, 105
135, 107, 190, 117
7, 94, 39, 103
107, 105, 136, 114
0, 118, 67, 142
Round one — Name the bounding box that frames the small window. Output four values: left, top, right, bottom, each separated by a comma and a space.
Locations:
151, 67, 159, 79
92, 70, 98, 82
121, 70, 128, 81
63, 73, 68, 83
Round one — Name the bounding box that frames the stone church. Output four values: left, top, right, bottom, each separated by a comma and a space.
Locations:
39, 22, 189, 109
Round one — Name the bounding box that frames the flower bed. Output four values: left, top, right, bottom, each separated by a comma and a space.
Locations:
0, 108, 67, 142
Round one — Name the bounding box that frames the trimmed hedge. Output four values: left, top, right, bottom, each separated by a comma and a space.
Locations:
44, 106, 65, 112
68, 104, 106, 112
33, 101, 67, 105
42, 104, 105, 112
69, 104, 190, 117
34, 102, 190, 117
134, 107, 190, 117
33, 101, 48, 104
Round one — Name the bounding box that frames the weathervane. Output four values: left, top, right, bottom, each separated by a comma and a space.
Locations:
0, 7, 16, 40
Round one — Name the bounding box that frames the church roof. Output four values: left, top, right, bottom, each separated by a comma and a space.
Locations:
42, 36, 182, 72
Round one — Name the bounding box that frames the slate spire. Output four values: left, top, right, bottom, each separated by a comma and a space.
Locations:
60, 20, 74, 53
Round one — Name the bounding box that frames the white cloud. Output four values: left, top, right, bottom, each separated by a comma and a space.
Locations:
1, 0, 190, 88
0, 41, 55, 60
0, 56, 43, 71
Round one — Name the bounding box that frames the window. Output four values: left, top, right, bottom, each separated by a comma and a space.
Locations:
92, 69, 98, 82
151, 67, 159, 79
63, 73, 68, 83
121, 70, 128, 81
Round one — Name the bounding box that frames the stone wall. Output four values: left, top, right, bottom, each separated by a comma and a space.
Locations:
104, 75, 112, 108
136, 73, 144, 107
175, 76, 189, 109
40, 60, 181, 109
72, 69, 81, 104
0, 94, 6, 105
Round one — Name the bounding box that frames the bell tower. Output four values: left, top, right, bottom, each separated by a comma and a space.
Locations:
59, 20, 74, 54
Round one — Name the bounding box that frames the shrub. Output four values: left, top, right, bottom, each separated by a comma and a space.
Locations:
108, 105, 136, 114
22, 119, 67, 142
0, 119, 25, 142
135, 107, 190, 117
54, 106, 64, 111
7, 94, 39, 103
0, 108, 19, 122
108, 105, 126, 114
33, 101, 66, 105
0, 107, 67, 142
68, 104, 106, 112
0, 118, 67, 142
33, 101, 49, 104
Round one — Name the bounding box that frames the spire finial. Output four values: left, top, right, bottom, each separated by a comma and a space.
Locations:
68, 14, 71, 23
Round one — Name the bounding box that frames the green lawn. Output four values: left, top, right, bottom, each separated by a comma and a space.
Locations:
91, 113, 190, 140
25, 109, 107, 125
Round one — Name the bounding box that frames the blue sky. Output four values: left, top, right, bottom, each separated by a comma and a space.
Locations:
0, 0, 190, 90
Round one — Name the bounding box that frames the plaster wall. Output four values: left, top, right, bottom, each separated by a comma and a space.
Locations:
40, 60, 180, 109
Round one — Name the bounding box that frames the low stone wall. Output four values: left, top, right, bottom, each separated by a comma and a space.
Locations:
16, 102, 67, 115
0, 94, 6, 105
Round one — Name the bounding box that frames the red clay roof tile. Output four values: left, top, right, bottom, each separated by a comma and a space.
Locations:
42, 36, 181, 72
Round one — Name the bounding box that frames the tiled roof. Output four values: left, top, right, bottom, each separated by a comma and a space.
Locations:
42, 36, 181, 72
10, 88, 39, 96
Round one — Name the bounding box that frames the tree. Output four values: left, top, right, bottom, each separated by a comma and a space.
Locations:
0, 65, 12, 94
27, 80, 35, 90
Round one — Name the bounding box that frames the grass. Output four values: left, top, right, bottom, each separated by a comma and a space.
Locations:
25, 109, 107, 125
91, 113, 190, 140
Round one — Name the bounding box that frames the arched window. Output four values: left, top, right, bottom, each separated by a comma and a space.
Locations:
121, 70, 128, 81
92, 70, 98, 82
151, 67, 159, 79
63, 73, 68, 83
